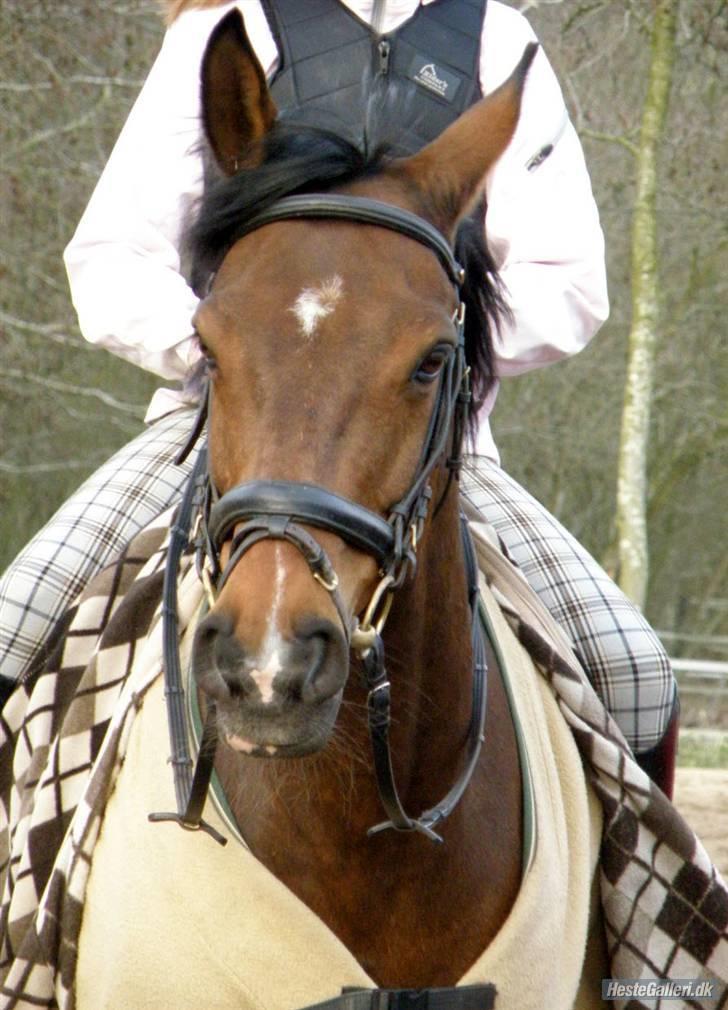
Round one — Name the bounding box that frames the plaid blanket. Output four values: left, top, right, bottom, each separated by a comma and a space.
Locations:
1, 508, 727, 1009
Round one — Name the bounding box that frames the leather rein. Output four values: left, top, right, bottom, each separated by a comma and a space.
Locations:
150, 194, 489, 846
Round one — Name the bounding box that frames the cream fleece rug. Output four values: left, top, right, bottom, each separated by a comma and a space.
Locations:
2, 508, 726, 1009
74, 575, 604, 1010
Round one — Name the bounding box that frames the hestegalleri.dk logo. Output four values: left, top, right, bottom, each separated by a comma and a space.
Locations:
602, 978, 718, 1001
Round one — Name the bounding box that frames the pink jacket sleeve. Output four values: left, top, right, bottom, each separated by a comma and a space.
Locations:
63, 1, 607, 445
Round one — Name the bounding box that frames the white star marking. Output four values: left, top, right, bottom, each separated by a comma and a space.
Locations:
290, 274, 343, 338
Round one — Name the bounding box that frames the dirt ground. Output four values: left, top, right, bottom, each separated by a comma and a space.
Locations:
673, 767, 728, 880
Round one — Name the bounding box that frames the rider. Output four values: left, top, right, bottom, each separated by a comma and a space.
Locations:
0, 0, 678, 790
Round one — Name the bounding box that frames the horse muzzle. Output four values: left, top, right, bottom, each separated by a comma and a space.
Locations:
191, 607, 350, 756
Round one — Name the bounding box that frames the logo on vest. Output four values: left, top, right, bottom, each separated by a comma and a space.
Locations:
408, 55, 462, 103
416, 63, 449, 95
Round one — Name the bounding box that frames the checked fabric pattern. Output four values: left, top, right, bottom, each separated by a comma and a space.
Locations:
469, 526, 728, 1008
0, 508, 727, 1009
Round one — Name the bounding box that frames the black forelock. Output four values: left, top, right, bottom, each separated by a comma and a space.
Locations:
185, 121, 506, 431
186, 123, 381, 293
453, 209, 510, 435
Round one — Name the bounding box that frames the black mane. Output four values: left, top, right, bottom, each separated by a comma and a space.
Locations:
186, 124, 507, 432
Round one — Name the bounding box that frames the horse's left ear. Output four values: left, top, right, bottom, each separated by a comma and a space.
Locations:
201, 9, 277, 175
394, 43, 538, 235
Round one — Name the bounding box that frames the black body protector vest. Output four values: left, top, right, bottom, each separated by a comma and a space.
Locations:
261, 0, 487, 157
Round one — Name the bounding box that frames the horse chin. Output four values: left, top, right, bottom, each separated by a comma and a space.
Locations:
213, 697, 342, 759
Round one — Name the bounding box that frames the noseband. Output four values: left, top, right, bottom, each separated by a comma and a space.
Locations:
150, 194, 488, 845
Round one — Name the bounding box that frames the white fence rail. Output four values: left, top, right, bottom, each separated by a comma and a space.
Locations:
671, 658, 728, 698
671, 658, 728, 677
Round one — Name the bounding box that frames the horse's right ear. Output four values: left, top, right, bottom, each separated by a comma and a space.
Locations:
201, 9, 277, 175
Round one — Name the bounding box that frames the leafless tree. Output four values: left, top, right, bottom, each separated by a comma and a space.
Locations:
2, 0, 725, 651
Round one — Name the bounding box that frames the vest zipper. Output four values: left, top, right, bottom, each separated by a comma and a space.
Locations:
378, 38, 391, 75
372, 1, 390, 79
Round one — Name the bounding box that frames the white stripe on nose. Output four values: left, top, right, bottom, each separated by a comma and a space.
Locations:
249, 648, 282, 705
248, 544, 286, 704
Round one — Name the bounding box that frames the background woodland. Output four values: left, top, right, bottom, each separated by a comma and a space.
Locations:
1, 0, 726, 660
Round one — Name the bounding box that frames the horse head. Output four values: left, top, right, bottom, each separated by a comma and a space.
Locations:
189, 10, 535, 760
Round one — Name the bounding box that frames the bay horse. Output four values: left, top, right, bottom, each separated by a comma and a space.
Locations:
178, 10, 532, 989
79, 11, 602, 1005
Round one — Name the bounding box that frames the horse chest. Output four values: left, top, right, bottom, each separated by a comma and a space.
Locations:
177, 613, 515, 990
231, 794, 519, 988
209, 650, 524, 988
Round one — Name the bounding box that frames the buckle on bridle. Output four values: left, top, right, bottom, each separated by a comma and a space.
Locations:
351, 573, 395, 656
312, 568, 339, 593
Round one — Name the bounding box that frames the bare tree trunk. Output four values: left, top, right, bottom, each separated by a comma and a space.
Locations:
615, 0, 678, 609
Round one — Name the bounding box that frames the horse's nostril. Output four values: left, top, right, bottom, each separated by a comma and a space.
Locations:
196, 610, 234, 643
192, 610, 245, 703
195, 611, 241, 669
296, 618, 348, 703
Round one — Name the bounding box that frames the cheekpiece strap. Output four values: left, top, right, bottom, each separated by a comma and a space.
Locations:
174, 383, 209, 466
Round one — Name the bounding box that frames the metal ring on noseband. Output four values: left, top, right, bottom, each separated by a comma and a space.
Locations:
153, 193, 488, 845
350, 574, 395, 655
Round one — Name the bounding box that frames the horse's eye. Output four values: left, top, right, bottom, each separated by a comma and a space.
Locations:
413, 344, 452, 385
195, 332, 218, 375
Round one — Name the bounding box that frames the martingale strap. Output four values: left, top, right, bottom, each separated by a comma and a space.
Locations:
363, 515, 488, 843
149, 445, 226, 845
299, 984, 496, 1010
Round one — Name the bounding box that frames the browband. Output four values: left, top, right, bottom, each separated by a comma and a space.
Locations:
208, 479, 396, 564
233, 195, 465, 288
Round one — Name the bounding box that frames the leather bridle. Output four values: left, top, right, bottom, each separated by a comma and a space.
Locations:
150, 194, 488, 845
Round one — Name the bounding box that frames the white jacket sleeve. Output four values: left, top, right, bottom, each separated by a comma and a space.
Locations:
480, 4, 609, 378
63, 2, 277, 386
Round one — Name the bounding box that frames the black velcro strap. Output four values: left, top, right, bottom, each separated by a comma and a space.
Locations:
208, 480, 395, 563
300, 984, 496, 1010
